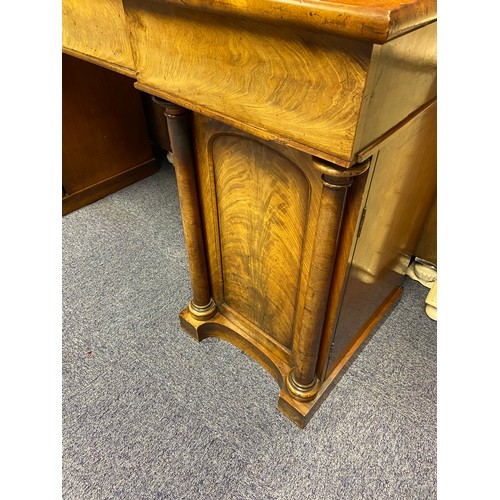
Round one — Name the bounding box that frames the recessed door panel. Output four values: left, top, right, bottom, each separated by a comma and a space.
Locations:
212, 135, 310, 349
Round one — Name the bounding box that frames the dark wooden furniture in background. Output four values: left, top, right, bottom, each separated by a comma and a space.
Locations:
63, 0, 437, 427
62, 54, 159, 215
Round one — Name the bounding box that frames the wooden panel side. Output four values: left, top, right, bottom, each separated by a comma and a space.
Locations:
62, 159, 159, 215
62, 54, 155, 194
212, 135, 309, 349
193, 115, 324, 354
124, 1, 372, 165
327, 101, 437, 373
353, 22, 437, 154
62, 0, 136, 72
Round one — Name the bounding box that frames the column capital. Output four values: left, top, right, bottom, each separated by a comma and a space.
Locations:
151, 96, 186, 117
312, 157, 371, 188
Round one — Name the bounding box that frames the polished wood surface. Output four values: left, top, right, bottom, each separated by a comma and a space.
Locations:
155, 100, 216, 320
62, 0, 437, 426
328, 102, 437, 372
62, 54, 158, 215
193, 115, 322, 365
213, 136, 309, 349
126, 0, 371, 166
62, 0, 135, 75
126, 1, 435, 166
156, 0, 436, 43
353, 22, 436, 153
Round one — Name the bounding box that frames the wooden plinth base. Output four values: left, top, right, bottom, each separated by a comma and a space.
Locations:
62, 159, 159, 215
279, 286, 403, 427
179, 308, 288, 386
179, 286, 402, 428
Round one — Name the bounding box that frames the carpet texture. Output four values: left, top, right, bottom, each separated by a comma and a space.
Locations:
62, 161, 437, 499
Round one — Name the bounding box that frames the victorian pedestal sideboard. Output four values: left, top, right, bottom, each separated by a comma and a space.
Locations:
63, 0, 437, 427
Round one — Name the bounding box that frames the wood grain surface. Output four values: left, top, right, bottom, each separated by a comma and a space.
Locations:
125, 1, 372, 165
62, 0, 136, 74
193, 115, 324, 359
327, 101, 437, 373
213, 135, 309, 349
353, 22, 437, 153
156, 0, 437, 43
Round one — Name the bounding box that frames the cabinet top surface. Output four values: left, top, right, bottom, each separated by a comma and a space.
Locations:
159, 0, 437, 42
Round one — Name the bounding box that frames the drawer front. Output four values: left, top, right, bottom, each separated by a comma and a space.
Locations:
124, 1, 372, 166
62, 0, 136, 74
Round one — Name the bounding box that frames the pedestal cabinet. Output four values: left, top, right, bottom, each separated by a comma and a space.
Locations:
63, 0, 437, 427
62, 54, 159, 215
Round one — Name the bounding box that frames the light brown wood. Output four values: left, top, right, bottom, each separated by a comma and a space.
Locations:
125, 1, 436, 167
62, 0, 438, 427
125, 0, 372, 166
62, 0, 136, 75
327, 101, 437, 373
213, 136, 309, 350
192, 115, 324, 365
155, 0, 436, 43
353, 22, 437, 153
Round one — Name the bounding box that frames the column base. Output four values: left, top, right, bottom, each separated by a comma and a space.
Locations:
188, 298, 217, 321
176, 286, 402, 428
179, 303, 339, 428
285, 368, 320, 402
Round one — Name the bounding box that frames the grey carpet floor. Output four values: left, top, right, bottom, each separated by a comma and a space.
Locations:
62, 161, 437, 499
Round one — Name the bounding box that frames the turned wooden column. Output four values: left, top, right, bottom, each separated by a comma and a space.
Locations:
286, 158, 371, 401
153, 97, 216, 320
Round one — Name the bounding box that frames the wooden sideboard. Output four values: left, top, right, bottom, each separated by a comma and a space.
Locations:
63, 0, 437, 427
